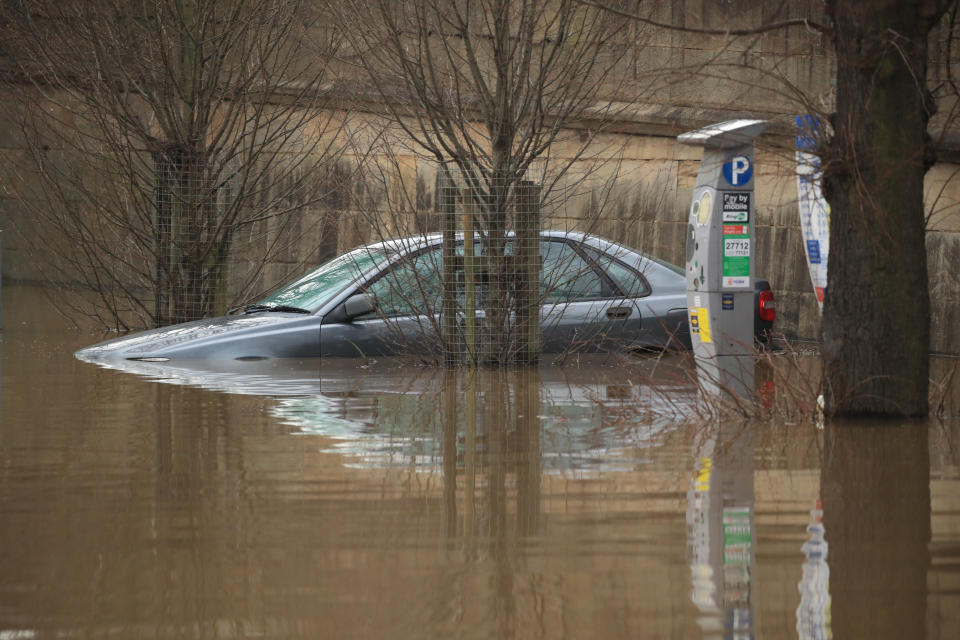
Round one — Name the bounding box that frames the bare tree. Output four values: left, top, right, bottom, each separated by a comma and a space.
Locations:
333, 0, 634, 365
1, 0, 351, 329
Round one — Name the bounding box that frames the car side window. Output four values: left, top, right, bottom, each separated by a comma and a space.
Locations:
540, 241, 609, 303
358, 248, 444, 318
585, 248, 652, 298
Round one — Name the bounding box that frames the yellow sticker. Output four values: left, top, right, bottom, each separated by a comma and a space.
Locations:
697, 191, 712, 224
697, 307, 712, 343
695, 457, 712, 491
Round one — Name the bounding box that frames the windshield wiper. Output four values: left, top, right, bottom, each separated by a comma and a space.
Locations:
267, 305, 311, 314
239, 304, 311, 315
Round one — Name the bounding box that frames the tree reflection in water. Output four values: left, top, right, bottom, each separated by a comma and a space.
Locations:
821, 422, 931, 639
440, 368, 544, 544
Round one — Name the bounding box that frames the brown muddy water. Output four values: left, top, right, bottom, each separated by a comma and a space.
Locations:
1, 283, 959, 639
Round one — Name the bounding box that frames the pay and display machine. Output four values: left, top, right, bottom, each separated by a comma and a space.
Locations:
678, 120, 767, 397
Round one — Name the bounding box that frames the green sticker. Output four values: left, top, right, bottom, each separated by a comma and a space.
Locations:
722, 227, 750, 288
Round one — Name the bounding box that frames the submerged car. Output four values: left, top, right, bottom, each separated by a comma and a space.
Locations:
76, 231, 774, 364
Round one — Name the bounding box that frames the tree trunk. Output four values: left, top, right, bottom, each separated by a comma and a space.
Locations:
172, 148, 206, 324
173, 258, 205, 324
482, 177, 510, 365
210, 232, 232, 317
153, 146, 178, 327
822, 0, 944, 417
154, 144, 229, 326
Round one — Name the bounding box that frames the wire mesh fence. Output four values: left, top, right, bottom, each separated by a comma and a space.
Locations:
437, 166, 542, 366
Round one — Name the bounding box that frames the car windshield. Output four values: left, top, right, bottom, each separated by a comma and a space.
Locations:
256, 247, 391, 312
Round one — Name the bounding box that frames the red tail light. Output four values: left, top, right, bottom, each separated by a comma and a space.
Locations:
758, 289, 776, 323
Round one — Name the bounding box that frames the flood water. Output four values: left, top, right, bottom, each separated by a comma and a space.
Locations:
2, 283, 960, 639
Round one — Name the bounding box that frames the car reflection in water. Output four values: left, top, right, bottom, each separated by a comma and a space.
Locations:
75, 352, 702, 549
289, 365, 709, 472
75, 353, 699, 474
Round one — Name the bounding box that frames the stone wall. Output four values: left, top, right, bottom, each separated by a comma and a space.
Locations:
4, 113, 960, 352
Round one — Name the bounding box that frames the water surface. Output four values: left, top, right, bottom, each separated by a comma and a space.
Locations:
1, 284, 958, 639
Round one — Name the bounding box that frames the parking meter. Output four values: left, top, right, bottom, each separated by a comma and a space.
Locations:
678, 120, 767, 396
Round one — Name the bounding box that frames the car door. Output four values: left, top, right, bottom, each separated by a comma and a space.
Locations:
320, 247, 444, 358
582, 245, 685, 350
538, 239, 645, 354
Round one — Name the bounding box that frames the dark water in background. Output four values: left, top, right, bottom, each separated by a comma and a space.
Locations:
1, 283, 959, 639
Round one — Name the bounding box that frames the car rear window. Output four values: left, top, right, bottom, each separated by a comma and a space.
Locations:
646, 255, 685, 276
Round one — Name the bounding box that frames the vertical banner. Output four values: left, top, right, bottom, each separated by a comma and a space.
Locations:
796, 115, 830, 312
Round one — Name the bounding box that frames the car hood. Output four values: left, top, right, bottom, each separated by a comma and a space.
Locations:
75, 314, 294, 363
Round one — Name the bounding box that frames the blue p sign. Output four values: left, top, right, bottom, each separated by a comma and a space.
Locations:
723, 155, 753, 186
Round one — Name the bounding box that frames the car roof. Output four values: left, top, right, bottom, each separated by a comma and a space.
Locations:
359, 230, 600, 258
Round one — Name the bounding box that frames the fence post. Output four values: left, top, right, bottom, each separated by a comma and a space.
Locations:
515, 181, 540, 364
438, 167, 458, 365
462, 187, 477, 367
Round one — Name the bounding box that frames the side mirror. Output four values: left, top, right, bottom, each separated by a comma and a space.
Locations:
322, 293, 377, 325
343, 293, 376, 319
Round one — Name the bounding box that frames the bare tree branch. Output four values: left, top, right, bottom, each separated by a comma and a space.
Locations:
576, 0, 832, 37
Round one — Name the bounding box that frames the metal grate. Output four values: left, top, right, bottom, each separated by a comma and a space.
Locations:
437, 165, 542, 366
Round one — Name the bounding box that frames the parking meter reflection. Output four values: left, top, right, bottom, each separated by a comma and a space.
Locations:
679, 120, 767, 397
